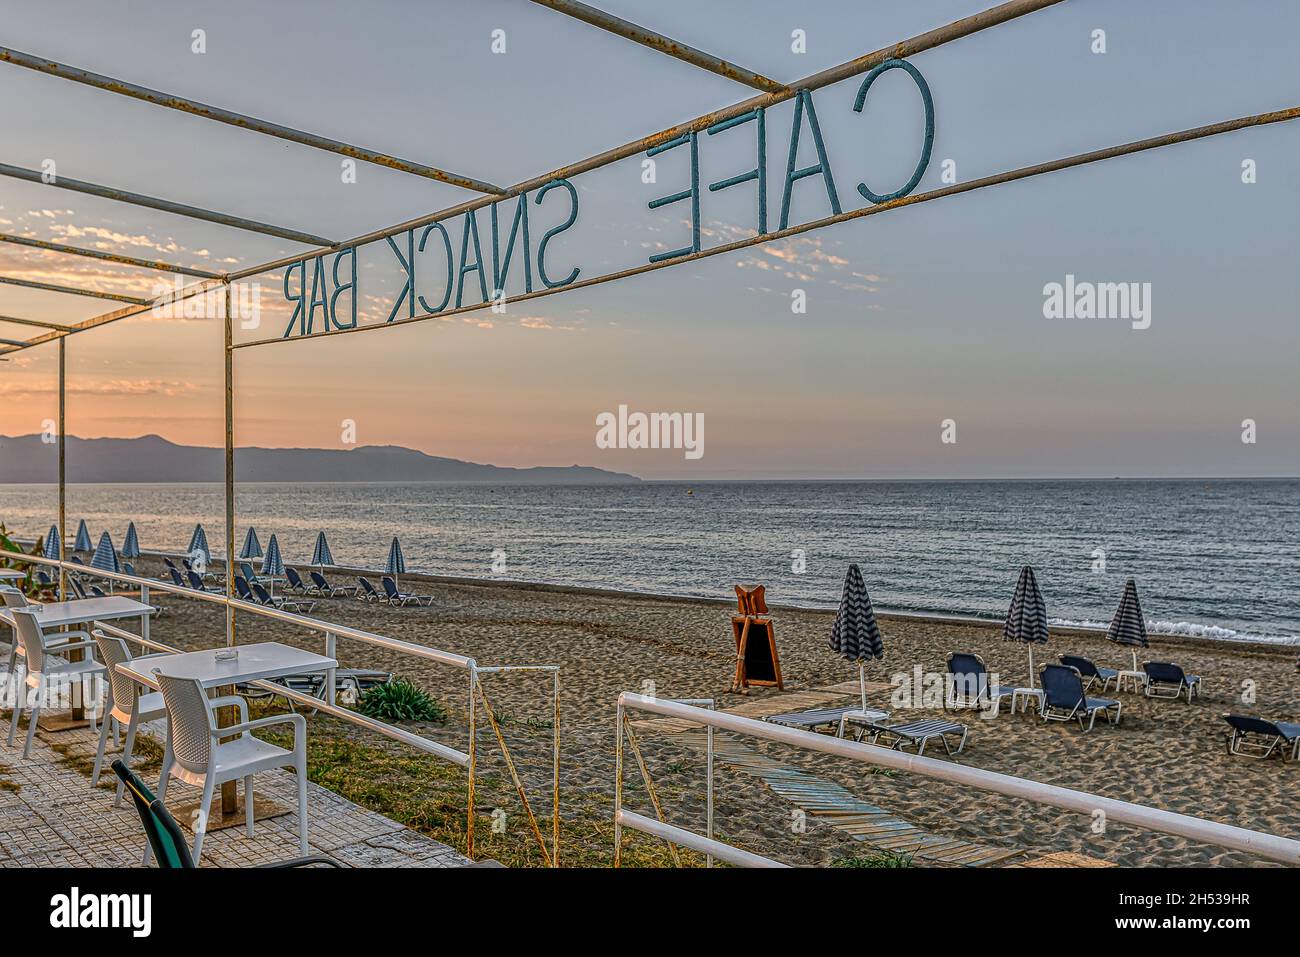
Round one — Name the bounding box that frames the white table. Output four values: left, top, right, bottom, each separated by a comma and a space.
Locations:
1116, 669, 1147, 693
118, 641, 336, 819
1012, 686, 1045, 714
0, 569, 26, 583
1, 596, 157, 725
837, 709, 891, 739
117, 640, 336, 691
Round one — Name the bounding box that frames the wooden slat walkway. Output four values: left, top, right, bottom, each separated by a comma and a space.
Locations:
678, 730, 1026, 867
629, 689, 851, 735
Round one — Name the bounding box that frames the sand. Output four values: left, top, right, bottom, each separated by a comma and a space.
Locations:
109, 558, 1300, 866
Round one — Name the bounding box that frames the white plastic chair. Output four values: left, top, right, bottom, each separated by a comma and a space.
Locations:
2, 585, 81, 675
90, 631, 168, 806
153, 673, 308, 865
6, 608, 105, 758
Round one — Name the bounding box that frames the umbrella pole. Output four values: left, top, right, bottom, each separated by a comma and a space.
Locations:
859, 661, 867, 713
1028, 645, 1035, 689
1132, 649, 1138, 672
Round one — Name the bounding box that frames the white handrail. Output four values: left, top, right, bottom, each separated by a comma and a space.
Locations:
617, 692, 1300, 867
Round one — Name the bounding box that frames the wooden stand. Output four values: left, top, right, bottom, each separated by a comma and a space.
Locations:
731, 615, 783, 692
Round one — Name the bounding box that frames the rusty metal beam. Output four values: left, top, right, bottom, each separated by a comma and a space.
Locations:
0, 45, 506, 196
230, 0, 1068, 281
527, 0, 786, 93
230, 103, 1300, 350
0, 162, 335, 247
0, 274, 151, 304
0, 232, 221, 278
0, 314, 74, 330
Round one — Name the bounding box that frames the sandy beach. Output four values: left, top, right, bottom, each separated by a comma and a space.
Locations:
97, 555, 1299, 868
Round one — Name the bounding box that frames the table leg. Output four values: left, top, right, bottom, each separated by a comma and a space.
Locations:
68, 628, 85, 721
217, 684, 239, 815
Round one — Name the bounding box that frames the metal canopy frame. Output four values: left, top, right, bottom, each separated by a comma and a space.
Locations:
1, 0, 1296, 867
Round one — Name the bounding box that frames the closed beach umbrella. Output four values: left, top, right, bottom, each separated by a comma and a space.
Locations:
385, 537, 406, 587
186, 524, 210, 565
74, 519, 92, 553
829, 564, 885, 712
261, 534, 285, 577
1106, 578, 1149, 672
42, 525, 60, 560
311, 531, 334, 568
239, 526, 263, 560
91, 531, 120, 575
1003, 565, 1049, 688
121, 522, 141, 559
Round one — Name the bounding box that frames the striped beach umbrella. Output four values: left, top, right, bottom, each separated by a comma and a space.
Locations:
91, 531, 120, 575
186, 524, 210, 565
239, 527, 263, 560
1004, 565, 1049, 688
310, 531, 334, 568
121, 522, 141, 559
261, 534, 285, 576
384, 537, 406, 587
42, 525, 60, 560
829, 563, 885, 712
1106, 578, 1149, 672
73, 519, 92, 553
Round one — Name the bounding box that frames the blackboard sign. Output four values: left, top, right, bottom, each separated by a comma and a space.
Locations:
731, 615, 783, 691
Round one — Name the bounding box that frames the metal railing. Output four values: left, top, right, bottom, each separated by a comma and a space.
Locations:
1, 547, 561, 864
614, 693, 1300, 868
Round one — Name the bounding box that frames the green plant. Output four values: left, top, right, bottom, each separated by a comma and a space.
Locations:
830, 849, 914, 868
358, 678, 446, 723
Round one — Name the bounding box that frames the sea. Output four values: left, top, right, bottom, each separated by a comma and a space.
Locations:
0, 478, 1296, 645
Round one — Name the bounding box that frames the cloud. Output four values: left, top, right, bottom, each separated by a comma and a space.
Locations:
0, 379, 202, 399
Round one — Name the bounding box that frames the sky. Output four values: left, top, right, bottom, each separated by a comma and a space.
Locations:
0, 0, 1297, 480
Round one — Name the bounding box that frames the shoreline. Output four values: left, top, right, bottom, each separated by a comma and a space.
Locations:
12, 538, 1298, 654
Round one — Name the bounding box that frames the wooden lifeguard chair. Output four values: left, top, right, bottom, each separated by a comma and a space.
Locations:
730, 584, 783, 692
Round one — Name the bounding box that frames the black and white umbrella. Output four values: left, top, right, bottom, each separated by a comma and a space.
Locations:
239, 527, 263, 561
384, 537, 406, 588
1106, 578, 1149, 672
42, 525, 60, 560
91, 531, 120, 575
261, 534, 285, 576
73, 519, 92, 553
311, 531, 334, 568
187, 524, 210, 565
830, 563, 885, 712
121, 522, 141, 559
1003, 565, 1049, 688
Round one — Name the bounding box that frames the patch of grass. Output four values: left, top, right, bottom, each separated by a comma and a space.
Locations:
358, 679, 446, 723
253, 712, 699, 868
830, 849, 914, 868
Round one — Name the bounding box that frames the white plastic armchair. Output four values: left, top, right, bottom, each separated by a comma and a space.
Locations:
2, 585, 85, 674
90, 631, 169, 807
6, 608, 105, 757
153, 673, 309, 866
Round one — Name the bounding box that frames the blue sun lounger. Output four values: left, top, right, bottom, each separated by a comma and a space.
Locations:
1040, 664, 1121, 730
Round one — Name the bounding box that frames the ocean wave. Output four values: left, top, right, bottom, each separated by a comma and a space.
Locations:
1048, 616, 1300, 646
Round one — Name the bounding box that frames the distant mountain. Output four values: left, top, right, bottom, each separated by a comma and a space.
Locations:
0, 434, 642, 484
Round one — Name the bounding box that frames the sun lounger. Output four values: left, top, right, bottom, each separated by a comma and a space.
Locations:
946, 652, 1018, 714
1040, 664, 1122, 730
1142, 661, 1200, 702
856, 717, 968, 756
1059, 654, 1119, 692
311, 570, 358, 597
284, 567, 310, 593
765, 707, 881, 734
186, 569, 220, 593
357, 576, 382, 602
1223, 714, 1300, 760
251, 580, 315, 614
382, 576, 432, 606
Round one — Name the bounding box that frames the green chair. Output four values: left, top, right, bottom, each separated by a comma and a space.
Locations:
111, 759, 339, 868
